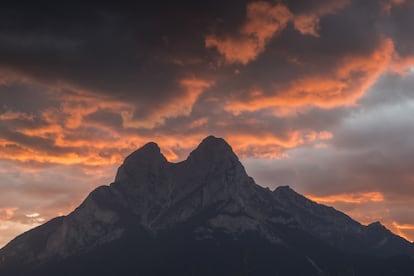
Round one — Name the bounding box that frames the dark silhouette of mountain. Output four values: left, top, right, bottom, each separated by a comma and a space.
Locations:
0, 136, 413, 275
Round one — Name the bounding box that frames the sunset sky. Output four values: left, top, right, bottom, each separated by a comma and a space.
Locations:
1, 0, 414, 247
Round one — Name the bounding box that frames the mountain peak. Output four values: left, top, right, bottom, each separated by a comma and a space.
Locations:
188, 135, 237, 162
114, 141, 167, 182
142, 141, 160, 150
199, 135, 231, 150
124, 141, 165, 163
201, 135, 226, 143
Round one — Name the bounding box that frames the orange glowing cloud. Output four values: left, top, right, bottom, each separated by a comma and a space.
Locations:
391, 221, 414, 242
225, 38, 396, 114
0, 204, 79, 248
225, 130, 331, 159
2, 85, 335, 166
0, 207, 41, 247
0, 111, 34, 121
206, 0, 350, 63
1, 69, 213, 132
205, 1, 291, 64
293, 14, 321, 37
56, 92, 131, 129
0, 145, 112, 166
308, 196, 414, 242
0, 76, 216, 167
122, 78, 213, 129
307, 191, 384, 204
1, 118, 203, 165
0, 208, 18, 221
0, 220, 41, 248
318, 131, 333, 140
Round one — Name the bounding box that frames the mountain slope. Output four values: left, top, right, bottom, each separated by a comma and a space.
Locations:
0, 136, 413, 275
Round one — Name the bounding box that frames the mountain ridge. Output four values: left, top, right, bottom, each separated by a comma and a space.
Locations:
0, 135, 413, 275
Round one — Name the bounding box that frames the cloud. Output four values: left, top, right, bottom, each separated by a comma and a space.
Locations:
0, 110, 33, 121
121, 78, 213, 128
225, 129, 333, 158
224, 38, 400, 114
292, 0, 350, 37
307, 191, 384, 204
205, 2, 292, 64
292, 14, 321, 37
392, 221, 414, 242
205, 0, 350, 64
0, 158, 119, 247
0, 208, 17, 221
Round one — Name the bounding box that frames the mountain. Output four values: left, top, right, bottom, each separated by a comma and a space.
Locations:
0, 136, 413, 275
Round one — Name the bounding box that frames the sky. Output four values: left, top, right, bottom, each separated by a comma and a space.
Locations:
1, 0, 414, 247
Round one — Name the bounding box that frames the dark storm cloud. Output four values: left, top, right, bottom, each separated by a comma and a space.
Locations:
84, 109, 124, 129
0, 82, 56, 114
382, 1, 414, 56
0, 1, 245, 121
1, 0, 412, 119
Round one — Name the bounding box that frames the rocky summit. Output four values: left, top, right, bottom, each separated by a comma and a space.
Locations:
1, 136, 413, 275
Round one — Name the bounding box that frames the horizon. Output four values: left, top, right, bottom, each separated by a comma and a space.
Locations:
1, 0, 414, 248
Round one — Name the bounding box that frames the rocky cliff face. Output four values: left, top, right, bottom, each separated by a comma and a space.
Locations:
0, 136, 413, 275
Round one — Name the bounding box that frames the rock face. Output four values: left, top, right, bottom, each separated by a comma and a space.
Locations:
0, 136, 413, 275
